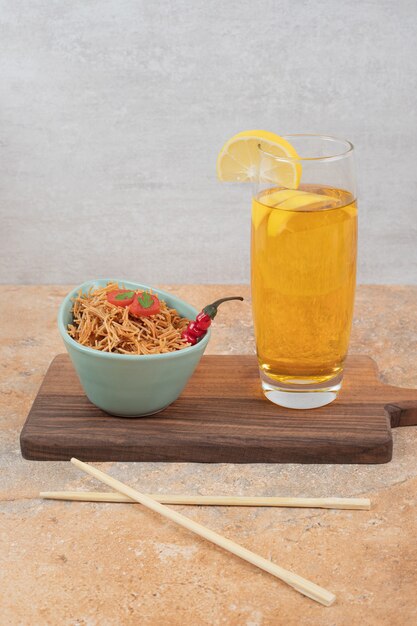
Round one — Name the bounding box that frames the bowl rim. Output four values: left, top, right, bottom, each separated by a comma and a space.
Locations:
58, 278, 211, 361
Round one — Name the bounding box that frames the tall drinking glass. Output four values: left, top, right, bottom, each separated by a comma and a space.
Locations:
251, 135, 357, 409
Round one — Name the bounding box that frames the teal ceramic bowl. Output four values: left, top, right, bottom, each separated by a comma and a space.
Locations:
58, 279, 210, 417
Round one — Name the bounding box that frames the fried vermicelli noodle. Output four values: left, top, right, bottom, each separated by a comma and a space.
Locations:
68, 283, 190, 354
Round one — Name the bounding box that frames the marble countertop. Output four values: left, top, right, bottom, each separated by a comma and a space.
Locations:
1, 285, 416, 625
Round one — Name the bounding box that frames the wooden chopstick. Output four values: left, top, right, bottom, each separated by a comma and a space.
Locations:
40, 491, 371, 510
70, 457, 336, 606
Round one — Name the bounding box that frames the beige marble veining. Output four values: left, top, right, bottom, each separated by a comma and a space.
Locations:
0, 285, 416, 625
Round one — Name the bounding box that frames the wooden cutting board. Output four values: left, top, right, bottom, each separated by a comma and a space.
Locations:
20, 353, 417, 464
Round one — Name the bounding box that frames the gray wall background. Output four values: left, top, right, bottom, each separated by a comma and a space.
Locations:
1, 0, 416, 284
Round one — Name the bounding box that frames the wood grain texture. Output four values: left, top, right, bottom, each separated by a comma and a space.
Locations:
20, 354, 417, 464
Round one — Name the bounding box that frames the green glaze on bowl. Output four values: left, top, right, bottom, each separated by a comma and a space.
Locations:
58, 279, 210, 417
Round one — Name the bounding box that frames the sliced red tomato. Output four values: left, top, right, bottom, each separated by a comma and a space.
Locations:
106, 289, 135, 307
129, 291, 161, 317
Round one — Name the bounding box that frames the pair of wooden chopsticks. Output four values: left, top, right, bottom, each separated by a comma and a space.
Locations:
42, 459, 371, 607
41, 490, 370, 510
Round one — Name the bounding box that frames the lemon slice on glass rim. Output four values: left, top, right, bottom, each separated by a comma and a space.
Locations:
216, 129, 302, 188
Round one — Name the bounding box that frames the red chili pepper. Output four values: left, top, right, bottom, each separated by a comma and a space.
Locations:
181, 296, 243, 345
187, 321, 206, 339
195, 311, 212, 330
181, 332, 198, 345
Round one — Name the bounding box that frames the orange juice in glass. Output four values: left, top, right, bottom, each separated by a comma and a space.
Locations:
219, 132, 357, 408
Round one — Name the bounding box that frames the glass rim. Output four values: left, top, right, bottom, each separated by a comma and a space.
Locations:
259, 134, 354, 163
